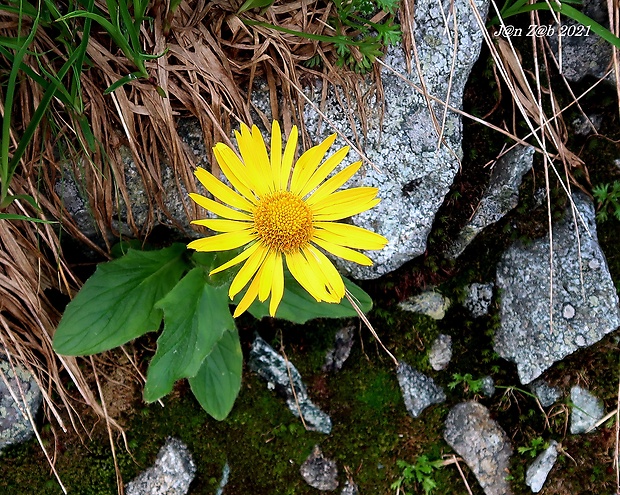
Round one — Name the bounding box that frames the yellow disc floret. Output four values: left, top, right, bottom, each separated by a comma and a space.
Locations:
254, 191, 314, 253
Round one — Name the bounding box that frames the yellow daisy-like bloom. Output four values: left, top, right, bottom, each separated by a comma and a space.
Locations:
188, 121, 387, 317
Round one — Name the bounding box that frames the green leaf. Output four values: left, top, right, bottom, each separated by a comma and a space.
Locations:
238, 0, 275, 13
53, 244, 188, 356
0, 213, 56, 223
242, 272, 372, 324
143, 267, 236, 402
189, 328, 243, 420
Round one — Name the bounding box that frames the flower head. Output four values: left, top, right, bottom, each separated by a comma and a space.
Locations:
188, 121, 387, 317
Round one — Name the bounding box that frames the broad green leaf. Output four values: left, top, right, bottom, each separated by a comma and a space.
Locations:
143, 267, 236, 402
53, 243, 188, 356
189, 328, 242, 420
242, 272, 373, 323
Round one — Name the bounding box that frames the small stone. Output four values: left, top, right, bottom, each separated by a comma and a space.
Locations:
575, 335, 586, 347
215, 463, 230, 495
562, 304, 575, 319
125, 438, 196, 495
529, 380, 562, 408
589, 258, 600, 270
397, 361, 446, 418
398, 291, 451, 320
429, 334, 453, 371
444, 402, 513, 495
341, 480, 359, 495
300, 445, 338, 491
463, 283, 494, 318
249, 336, 332, 434
525, 440, 558, 493
570, 386, 604, 434
480, 376, 495, 397
323, 326, 355, 372
0, 357, 42, 451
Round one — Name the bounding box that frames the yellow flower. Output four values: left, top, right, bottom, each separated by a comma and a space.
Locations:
188, 121, 387, 317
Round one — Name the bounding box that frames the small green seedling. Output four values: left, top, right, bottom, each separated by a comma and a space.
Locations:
391, 456, 444, 495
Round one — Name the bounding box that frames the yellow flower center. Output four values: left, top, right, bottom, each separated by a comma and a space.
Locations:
254, 191, 314, 253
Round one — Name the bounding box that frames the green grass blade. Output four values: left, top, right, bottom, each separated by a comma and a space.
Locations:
1, 8, 40, 202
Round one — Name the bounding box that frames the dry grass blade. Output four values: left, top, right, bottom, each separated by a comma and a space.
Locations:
345, 290, 398, 367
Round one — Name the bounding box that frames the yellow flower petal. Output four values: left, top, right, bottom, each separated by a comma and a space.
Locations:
251, 125, 276, 191
258, 250, 276, 302
195, 167, 255, 212
229, 245, 269, 299
187, 230, 256, 252
312, 237, 373, 266
269, 254, 284, 316
290, 134, 336, 195
281, 125, 298, 189
312, 188, 381, 220
313, 222, 387, 250
234, 271, 261, 317
271, 121, 282, 189
189, 193, 252, 221
285, 250, 328, 302
298, 146, 350, 199
235, 125, 272, 194
306, 160, 362, 206
210, 242, 260, 275
213, 144, 259, 202
304, 245, 346, 300
191, 218, 253, 232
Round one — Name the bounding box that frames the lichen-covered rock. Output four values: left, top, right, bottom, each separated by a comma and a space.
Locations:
323, 326, 355, 373
495, 193, 620, 384
300, 445, 338, 491
125, 437, 196, 495
249, 335, 332, 434
529, 380, 562, 408
444, 402, 513, 495
526, 440, 558, 493
252, 0, 489, 279
397, 362, 446, 418
570, 386, 604, 434
428, 334, 452, 371
548, 0, 614, 82
447, 145, 534, 259
398, 291, 451, 320
0, 357, 42, 451
463, 282, 494, 318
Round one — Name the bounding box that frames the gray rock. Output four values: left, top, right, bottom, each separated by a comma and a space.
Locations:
529, 380, 562, 408
398, 291, 451, 320
341, 480, 359, 495
215, 462, 230, 495
548, 0, 614, 82
570, 386, 604, 434
252, 0, 489, 279
0, 357, 42, 451
428, 334, 453, 371
249, 336, 332, 434
463, 282, 494, 318
444, 402, 513, 495
495, 193, 620, 384
480, 376, 495, 397
323, 326, 355, 372
447, 145, 534, 259
57, 143, 195, 242
300, 445, 338, 491
125, 437, 196, 495
572, 114, 603, 137
525, 440, 558, 493
397, 362, 446, 418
